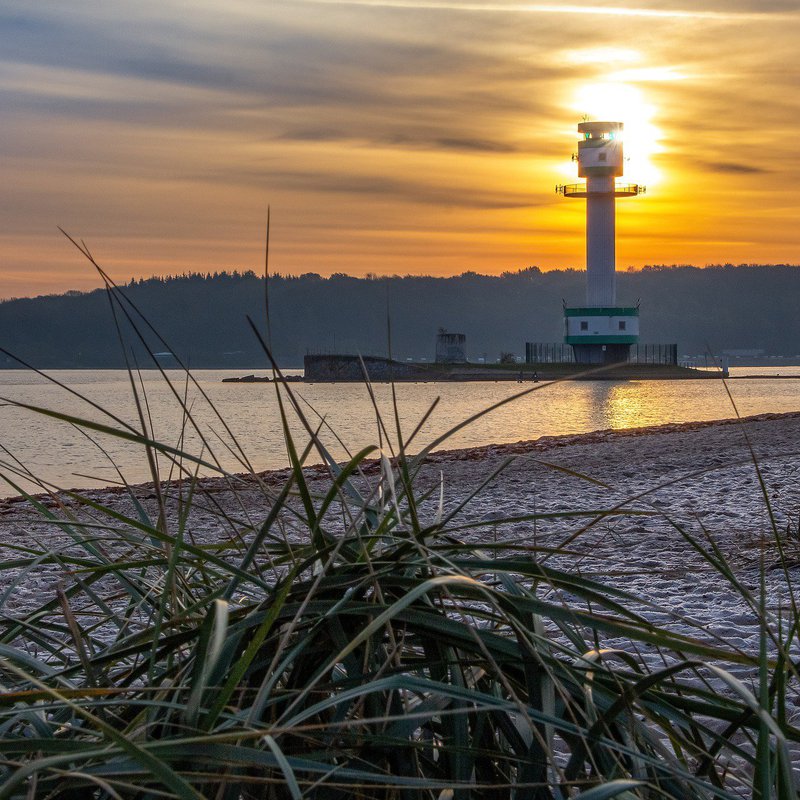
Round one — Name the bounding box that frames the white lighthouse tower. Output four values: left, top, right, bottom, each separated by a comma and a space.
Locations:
557, 121, 645, 364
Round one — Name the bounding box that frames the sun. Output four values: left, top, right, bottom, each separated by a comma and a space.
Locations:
572, 81, 663, 186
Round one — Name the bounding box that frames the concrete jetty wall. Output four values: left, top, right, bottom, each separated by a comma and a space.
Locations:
303, 354, 717, 382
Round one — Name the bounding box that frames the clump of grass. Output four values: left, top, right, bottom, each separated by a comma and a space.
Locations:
0, 247, 797, 798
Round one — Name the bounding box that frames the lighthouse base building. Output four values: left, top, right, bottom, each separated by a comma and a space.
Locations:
564, 306, 639, 365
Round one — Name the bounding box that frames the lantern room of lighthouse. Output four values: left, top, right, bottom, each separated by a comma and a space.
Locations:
557, 120, 645, 365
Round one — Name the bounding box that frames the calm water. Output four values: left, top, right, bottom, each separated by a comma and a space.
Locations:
0, 367, 798, 495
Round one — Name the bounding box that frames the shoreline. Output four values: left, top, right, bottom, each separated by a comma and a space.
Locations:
424, 408, 800, 463
4, 409, 800, 505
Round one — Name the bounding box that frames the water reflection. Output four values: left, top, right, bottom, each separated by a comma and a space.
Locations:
562, 381, 650, 432
0, 370, 798, 495
592, 381, 650, 430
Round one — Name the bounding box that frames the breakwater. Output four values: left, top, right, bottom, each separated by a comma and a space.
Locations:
303, 354, 717, 382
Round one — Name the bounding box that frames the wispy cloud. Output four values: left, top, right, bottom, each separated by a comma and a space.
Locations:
696, 161, 769, 175
297, 0, 798, 21
0, 0, 798, 295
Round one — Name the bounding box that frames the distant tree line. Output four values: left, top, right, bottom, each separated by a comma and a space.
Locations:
0, 264, 797, 368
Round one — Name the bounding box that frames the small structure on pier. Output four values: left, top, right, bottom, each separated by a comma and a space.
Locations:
435, 328, 466, 364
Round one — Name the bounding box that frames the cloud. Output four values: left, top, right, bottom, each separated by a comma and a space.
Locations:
697, 161, 769, 175
187, 166, 536, 209
296, 0, 798, 21
1, 0, 799, 294
400, 136, 519, 153
274, 128, 522, 152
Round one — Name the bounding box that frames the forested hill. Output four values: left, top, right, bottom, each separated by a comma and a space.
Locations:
0, 265, 797, 368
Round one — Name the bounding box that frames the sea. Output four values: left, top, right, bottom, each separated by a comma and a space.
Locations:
0, 366, 798, 496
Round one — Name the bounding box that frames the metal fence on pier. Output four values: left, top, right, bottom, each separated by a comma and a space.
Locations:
628, 344, 678, 365
525, 343, 678, 365
525, 343, 575, 363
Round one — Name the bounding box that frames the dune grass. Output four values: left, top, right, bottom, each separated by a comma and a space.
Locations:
0, 257, 797, 798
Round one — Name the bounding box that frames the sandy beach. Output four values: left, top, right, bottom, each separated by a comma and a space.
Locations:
2, 412, 800, 700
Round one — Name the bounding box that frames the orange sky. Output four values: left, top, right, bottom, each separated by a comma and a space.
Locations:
1, 1, 799, 298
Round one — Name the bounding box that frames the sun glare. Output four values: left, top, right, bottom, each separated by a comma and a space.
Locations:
572, 81, 663, 186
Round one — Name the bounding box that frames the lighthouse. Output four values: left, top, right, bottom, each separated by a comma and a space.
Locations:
557, 121, 645, 364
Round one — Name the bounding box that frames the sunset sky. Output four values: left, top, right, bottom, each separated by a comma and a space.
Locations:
1, 0, 798, 298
